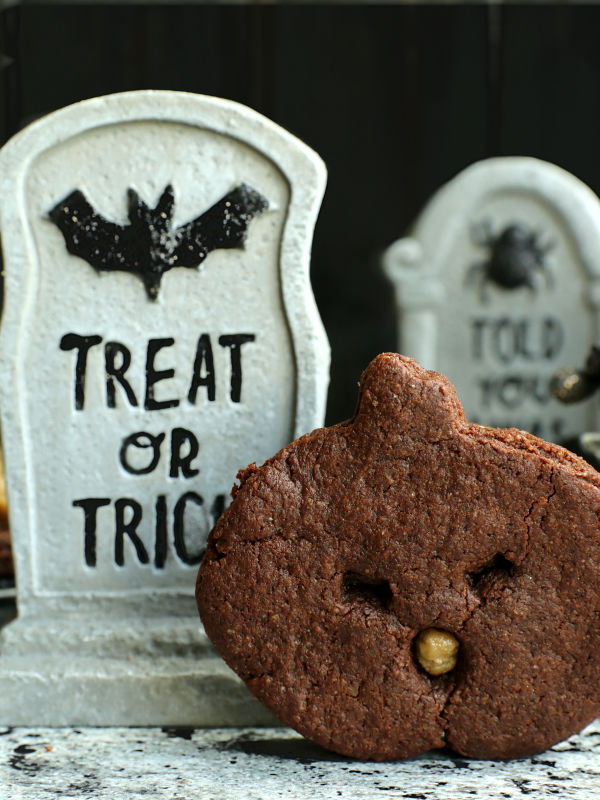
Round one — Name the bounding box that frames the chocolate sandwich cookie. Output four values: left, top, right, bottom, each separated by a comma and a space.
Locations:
196, 353, 600, 760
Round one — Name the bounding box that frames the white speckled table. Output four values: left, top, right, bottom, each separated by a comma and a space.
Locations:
2, 722, 600, 799
1, 587, 599, 800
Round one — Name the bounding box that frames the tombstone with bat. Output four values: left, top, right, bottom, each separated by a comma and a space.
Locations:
49, 183, 269, 301
0, 91, 329, 724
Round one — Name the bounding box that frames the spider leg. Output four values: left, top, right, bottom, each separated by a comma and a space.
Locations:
471, 219, 494, 247
481, 276, 491, 303
540, 237, 555, 254
534, 260, 554, 291
466, 261, 484, 286
523, 271, 543, 299
466, 261, 489, 302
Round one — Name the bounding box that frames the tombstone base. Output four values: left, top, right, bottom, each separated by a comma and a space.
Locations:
0, 615, 277, 726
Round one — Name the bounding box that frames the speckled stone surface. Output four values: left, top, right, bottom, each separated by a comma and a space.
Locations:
1, 723, 600, 799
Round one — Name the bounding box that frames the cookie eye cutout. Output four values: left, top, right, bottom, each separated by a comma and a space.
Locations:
342, 571, 393, 610
468, 553, 514, 590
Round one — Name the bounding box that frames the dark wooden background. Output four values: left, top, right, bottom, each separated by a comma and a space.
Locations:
2, 4, 600, 424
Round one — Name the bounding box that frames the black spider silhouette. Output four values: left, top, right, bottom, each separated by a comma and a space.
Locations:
551, 345, 600, 404
467, 221, 553, 301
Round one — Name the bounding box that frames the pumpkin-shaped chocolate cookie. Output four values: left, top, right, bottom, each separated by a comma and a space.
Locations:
197, 354, 600, 760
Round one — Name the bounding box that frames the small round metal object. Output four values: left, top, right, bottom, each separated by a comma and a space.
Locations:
415, 628, 459, 676
550, 369, 594, 404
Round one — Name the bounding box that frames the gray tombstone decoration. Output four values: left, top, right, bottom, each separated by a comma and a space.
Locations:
383, 156, 600, 443
0, 91, 329, 724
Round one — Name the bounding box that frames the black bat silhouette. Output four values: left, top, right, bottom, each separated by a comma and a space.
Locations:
48, 183, 269, 300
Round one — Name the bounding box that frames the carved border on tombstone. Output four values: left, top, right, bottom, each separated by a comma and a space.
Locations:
0, 91, 329, 725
